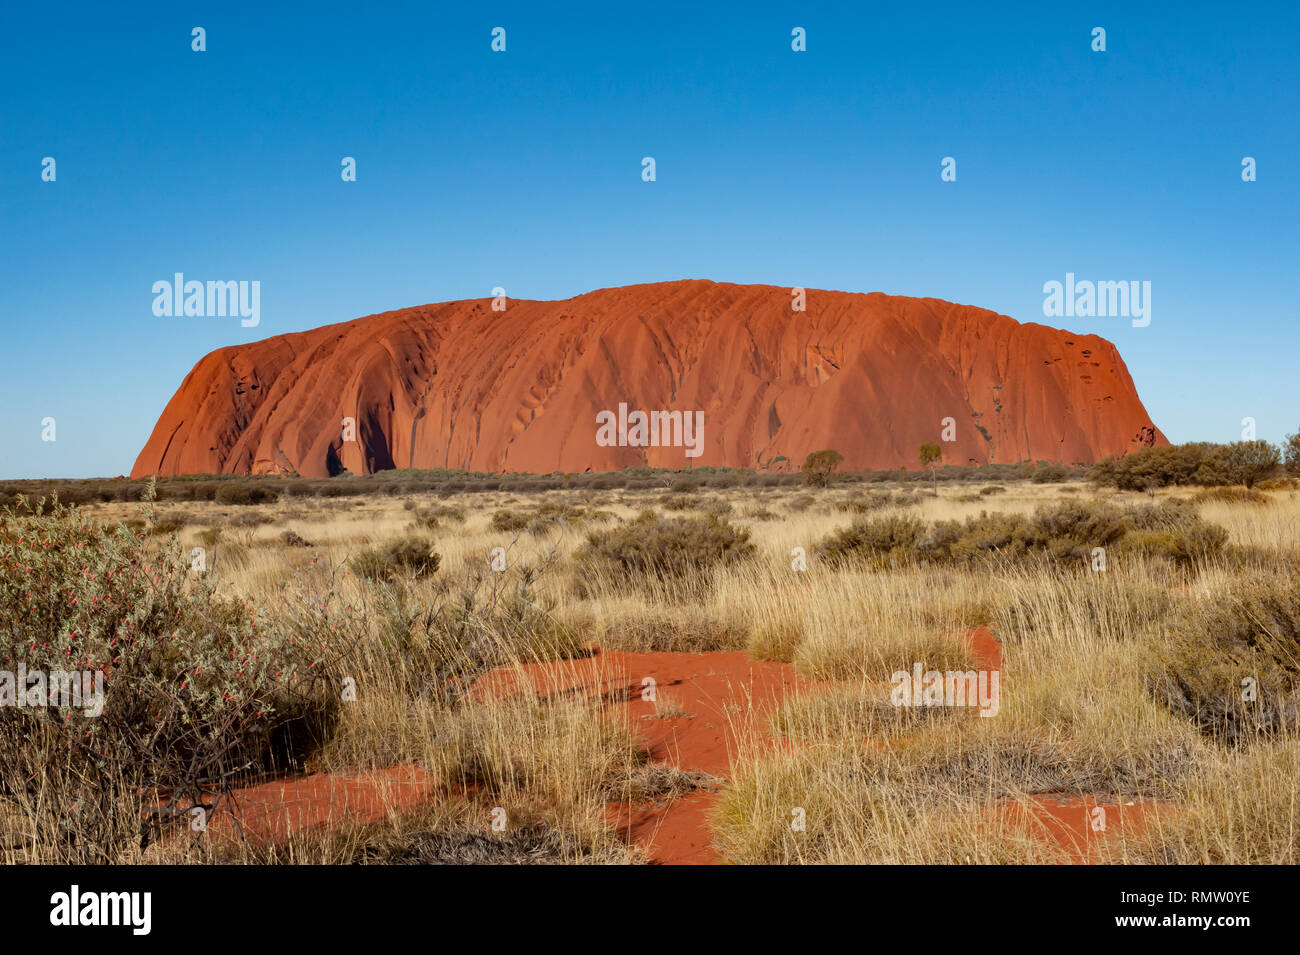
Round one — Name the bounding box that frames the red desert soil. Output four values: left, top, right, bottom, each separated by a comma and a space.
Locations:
477, 647, 814, 864
195, 650, 805, 861
132, 280, 1165, 478
204, 627, 1156, 864
476, 626, 1005, 865
202, 765, 438, 845
998, 794, 1165, 863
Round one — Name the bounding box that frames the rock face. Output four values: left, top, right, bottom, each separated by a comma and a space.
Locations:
131, 280, 1166, 478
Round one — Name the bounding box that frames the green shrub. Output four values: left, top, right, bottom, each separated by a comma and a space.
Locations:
0, 495, 348, 861
577, 511, 755, 582
1197, 441, 1280, 489
412, 503, 467, 533
1025, 499, 1128, 561
1093, 441, 1281, 490
1285, 428, 1300, 477
1117, 500, 1229, 566
819, 514, 926, 566
801, 450, 844, 488
819, 499, 1223, 569
1031, 463, 1068, 483
922, 511, 1036, 563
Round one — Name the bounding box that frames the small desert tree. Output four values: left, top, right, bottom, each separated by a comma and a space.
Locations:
1218, 440, 1281, 489
918, 442, 942, 495
801, 449, 844, 488
1285, 428, 1300, 477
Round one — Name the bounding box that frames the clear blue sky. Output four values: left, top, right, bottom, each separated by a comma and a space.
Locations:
2, 1, 1297, 478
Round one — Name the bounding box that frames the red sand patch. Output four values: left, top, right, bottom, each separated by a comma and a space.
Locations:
608, 793, 724, 866
473, 647, 813, 779
998, 794, 1165, 863
193, 765, 437, 846
476, 646, 811, 864
609, 650, 804, 864
965, 624, 1002, 671
199, 626, 1077, 864
479, 627, 1003, 864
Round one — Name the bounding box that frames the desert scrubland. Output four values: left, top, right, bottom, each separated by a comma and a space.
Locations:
2, 472, 1298, 864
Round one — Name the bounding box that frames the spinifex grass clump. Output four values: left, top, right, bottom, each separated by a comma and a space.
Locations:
351, 534, 440, 581
1151, 574, 1300, 743
574, 509, 755, 596
361, 562, 583, 707
490, 502, 613, 535
410, 503, 467, 532
0, 494, 354, 862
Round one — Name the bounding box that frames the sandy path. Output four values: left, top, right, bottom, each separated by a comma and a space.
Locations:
477, 646, 812, 864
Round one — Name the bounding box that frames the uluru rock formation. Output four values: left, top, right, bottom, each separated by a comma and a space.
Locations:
131, 280, 1166, 478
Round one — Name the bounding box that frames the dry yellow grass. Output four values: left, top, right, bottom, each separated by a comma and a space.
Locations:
56, 479, 1299, 865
